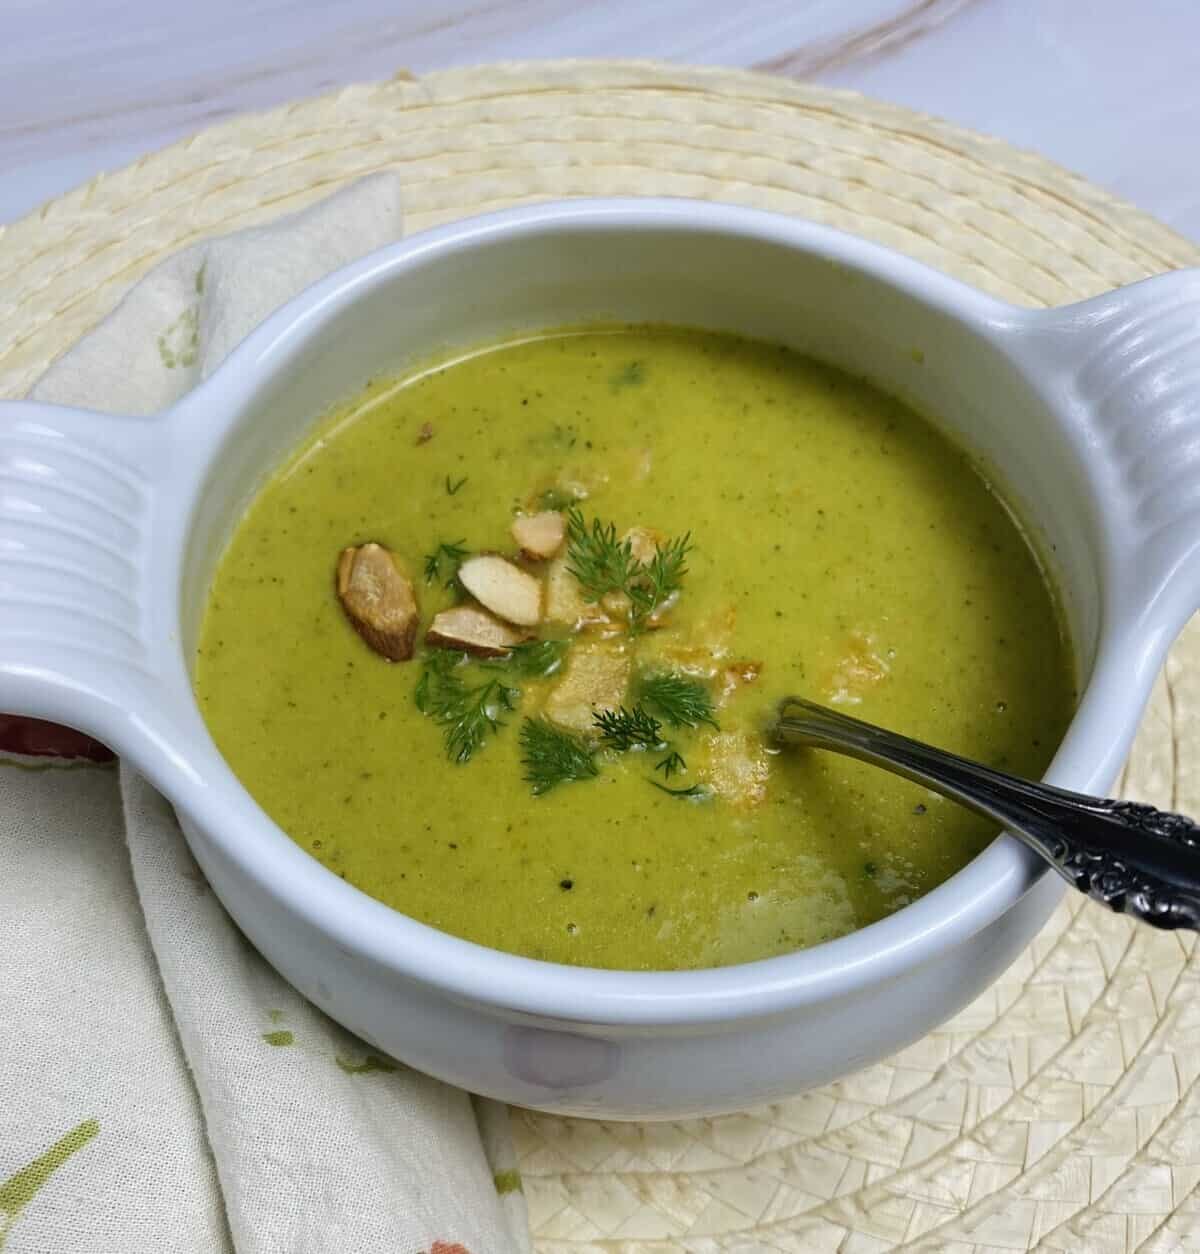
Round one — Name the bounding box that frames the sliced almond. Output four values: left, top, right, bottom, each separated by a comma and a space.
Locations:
543, 642, 631, 736
512, 511, 566, 561
336, 543, 419, 661
457, 554, 543, 627
544, 553, 609, 631
425, 605, 531, 657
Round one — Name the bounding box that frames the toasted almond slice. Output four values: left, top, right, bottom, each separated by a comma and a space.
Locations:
456, 554, 543, 626
336, 543, 419, 661
512, 511, 566, 561
543, 642, 631, 735
425, 605, 531, 657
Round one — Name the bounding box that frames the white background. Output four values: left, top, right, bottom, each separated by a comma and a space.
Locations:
4, 0, 1200, 239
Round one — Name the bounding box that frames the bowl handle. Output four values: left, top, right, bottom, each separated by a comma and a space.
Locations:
0, 399, 175, 752
1013, 269, 1200, 637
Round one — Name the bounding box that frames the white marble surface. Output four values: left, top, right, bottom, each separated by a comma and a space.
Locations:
3, 0, 1200, 241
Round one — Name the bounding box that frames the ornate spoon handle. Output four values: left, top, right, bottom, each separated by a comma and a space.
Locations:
772, 697, 1200, 930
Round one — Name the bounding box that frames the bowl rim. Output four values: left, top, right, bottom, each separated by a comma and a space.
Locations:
155, 197, 1160, 1027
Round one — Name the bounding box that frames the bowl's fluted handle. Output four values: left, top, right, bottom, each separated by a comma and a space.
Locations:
0, 400, 174, 751
1015, 269, 1200, 636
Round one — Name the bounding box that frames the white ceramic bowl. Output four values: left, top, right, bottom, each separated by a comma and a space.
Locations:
3, 199, 1199, 1119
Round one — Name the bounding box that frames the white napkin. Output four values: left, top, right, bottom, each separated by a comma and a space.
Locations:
2, 175, 529, 1254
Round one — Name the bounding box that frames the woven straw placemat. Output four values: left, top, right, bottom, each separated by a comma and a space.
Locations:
4, 59, 1200, 1254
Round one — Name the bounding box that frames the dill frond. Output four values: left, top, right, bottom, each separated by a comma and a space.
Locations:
415, 650, 518, 763
484, 637, 570, 679
422, 539, 469, 586
638, 671, 719, 730
519, 718, 598, 795
647, 780, 709, 801
654, 750, 687, 778
593, 705, 665, 752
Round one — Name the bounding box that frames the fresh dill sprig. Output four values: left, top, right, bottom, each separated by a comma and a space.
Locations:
445, 681, 517, 764
422, 539, 469, 586
655, 750, 687, 779
593, 704, 664, 752
483, 637, 570, 679
565, 507, 636, 602
638, 671, 719, 730
564, 507, 692, 633
625, 534, 691, 629
414, 650, 518, 763
648, 780, 709, 801
519, 718, 598, 796
413, 648, 463, 712
445, 475, 468, 496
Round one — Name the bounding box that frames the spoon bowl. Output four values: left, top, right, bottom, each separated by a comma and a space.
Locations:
773, 697, 1200, 931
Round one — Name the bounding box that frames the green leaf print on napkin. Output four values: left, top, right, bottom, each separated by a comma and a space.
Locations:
334, 1053, 397, 1076
0, 1119, 99, 1249
260, 1008, 293, 1046
157, 306, 199, 370
492, 1169, 522, 1196
156, 263, 206, 370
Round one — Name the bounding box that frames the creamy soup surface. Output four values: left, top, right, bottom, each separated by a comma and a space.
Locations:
195, 326, 1075, 970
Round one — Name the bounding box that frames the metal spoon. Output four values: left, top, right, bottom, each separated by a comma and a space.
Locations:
771, 696, 1200, 930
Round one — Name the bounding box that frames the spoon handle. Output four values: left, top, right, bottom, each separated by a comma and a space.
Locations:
773, 697, 1200, 931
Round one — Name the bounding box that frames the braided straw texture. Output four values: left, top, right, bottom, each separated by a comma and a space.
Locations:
4, 60, 1200, 1254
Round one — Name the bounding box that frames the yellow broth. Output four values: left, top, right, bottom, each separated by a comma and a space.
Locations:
195, 327, 1075, 969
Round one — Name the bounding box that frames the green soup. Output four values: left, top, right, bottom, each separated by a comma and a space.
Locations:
195, 327, 1075, 970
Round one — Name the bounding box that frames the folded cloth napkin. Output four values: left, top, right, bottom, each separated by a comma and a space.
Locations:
1, 175, 529, 1254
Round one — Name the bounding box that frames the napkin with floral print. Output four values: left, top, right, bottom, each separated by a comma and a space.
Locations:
0, 174, 529, 1254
